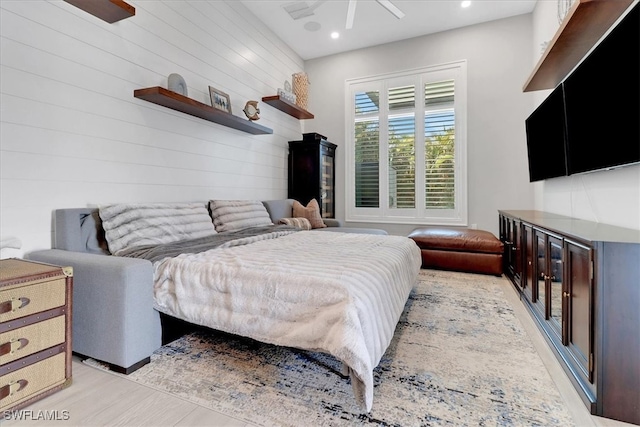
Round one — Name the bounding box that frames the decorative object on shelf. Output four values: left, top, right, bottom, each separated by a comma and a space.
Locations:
167, 73, 188, 96
557, 0, 575, 24
292, 72, 309, 110
540, 41, 549, 55
277, 87, 297, 104
209, 86, 231, 113
284, 80, 292, 92
243, 101, 260, 121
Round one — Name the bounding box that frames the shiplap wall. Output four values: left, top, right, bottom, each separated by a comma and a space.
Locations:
0, 0, 306, 257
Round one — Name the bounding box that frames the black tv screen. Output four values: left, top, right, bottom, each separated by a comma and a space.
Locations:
525, 83, 568, 182
563, 3, 640, 175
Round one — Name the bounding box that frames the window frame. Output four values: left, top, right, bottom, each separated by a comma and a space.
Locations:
345, 61, 468, 226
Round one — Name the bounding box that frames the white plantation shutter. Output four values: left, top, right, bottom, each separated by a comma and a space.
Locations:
389, 85, 414, 110
355, 91, 379, 114
425, 80, 455, 209
355, 91, 380, 208
388, 85, 415, 209
347, 62, 467, 225
388, 113, 415, 208
387, 85, 416, 209
425, 80, 455, 106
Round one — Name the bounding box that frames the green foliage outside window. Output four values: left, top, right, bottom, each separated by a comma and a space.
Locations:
354, 110, 455, 209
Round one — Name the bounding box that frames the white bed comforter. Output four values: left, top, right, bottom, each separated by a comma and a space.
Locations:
152, 230, 421, 411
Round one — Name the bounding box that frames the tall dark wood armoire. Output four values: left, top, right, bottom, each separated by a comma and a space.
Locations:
288, 133, 336, 218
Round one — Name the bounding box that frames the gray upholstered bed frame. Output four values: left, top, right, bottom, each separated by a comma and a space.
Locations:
27, 199, 385, 373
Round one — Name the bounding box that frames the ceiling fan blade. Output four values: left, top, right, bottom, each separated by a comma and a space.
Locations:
346, 0, 357, 29
376, 0, 405, 19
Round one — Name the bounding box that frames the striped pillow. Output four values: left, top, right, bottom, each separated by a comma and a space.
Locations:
99, 202, 216, 255
278, 217, 312, 230
208, 200, 273, 232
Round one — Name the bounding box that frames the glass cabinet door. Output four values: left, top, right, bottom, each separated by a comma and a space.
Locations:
504, 218, 522, 287
522, 224, 534, 302
565, 240, 593, 382
288, 138, 337, 219
534, 230, 547, 319
508, 219, 522, 287
533, 229, 565, 339
548, 235, 564, 340
320, 149, 334, 218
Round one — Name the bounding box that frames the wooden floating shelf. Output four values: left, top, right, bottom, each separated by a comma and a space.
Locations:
64, 0, 135, 23
523, 0, 633, 92
134, 87, 273, 135
262, 95, 314, 120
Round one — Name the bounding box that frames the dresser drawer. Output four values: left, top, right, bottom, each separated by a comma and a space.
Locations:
0, 316, 66, 365
0, 279, 66, 324
0, 352, 67, 410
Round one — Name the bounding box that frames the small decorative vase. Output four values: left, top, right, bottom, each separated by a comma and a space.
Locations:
167, 73, 187, 96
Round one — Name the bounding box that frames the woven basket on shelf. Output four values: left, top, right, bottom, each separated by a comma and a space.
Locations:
292, 72, 309, 110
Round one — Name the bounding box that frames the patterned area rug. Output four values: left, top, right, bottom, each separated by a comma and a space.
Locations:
99, 270, 575, 426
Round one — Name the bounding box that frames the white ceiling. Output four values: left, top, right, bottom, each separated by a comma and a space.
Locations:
240, 0, 537, 60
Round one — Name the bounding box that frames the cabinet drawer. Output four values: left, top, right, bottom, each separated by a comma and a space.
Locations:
0, 279, 66, 323
0, 316, 66, 365
0, 352, 66, 410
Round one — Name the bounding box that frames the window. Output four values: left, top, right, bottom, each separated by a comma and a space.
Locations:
346, 61, 467, 225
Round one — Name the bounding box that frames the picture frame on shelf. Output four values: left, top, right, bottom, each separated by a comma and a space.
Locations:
209, 86, 231, 113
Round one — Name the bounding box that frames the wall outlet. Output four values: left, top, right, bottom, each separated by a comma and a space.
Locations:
470, 223, 477, 229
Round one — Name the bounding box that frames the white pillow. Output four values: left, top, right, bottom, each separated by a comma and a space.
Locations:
208, 200, 273, 232
99, 202, 216, 255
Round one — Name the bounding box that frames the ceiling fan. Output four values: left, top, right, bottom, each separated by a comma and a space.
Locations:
283, 0, 405, 30
346, 0, 405, 29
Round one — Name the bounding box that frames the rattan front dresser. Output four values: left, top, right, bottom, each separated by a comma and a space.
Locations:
0, 258, 73, 415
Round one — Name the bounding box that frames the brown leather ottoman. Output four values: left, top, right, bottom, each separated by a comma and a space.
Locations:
407, 227, 504, 276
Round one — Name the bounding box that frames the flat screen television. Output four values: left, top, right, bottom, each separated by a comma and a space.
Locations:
525, 83, 568, 182
524, 3, 639, 181
563, 2, 639, 175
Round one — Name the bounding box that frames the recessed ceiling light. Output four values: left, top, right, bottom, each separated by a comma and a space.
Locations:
461, 1, 471, 8
331, 32, 340, 39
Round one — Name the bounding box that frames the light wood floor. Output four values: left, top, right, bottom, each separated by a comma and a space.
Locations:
2, 357, 257, 427
2, 281, 636, 427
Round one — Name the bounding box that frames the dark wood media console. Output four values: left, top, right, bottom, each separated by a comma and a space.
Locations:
498, 210, 639, 425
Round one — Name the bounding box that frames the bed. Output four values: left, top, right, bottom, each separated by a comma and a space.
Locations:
57, 200, 423, 411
